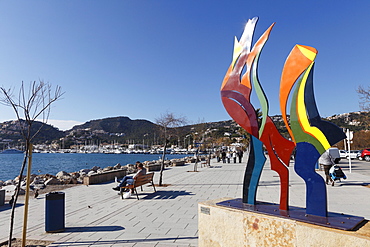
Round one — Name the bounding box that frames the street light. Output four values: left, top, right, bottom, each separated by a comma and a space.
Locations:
184, 134, 191, 150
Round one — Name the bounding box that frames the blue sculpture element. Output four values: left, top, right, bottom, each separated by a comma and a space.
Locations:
243, 136, 266, 204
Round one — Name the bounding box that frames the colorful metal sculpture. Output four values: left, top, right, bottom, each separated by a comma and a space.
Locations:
220, 17, 295, 211
218, 17, 364, 229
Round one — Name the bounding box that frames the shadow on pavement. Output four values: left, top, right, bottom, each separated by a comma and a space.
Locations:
338, 182, 370, 187
0, 203, 23, 212
50, 236, 198, 246
64, 225, 124, 232
143, 190, 194, 200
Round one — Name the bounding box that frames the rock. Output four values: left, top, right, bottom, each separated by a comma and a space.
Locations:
143, 161, 154, 166
56, 171, 70, 179
32, 177, 45, 183
56, 171, 72, 184
61, 178, 72, 184
87, 170, 96, 176
91, 166, 100, 172
13, 175, 25, 184
80, 168, 91, 174
126, 164, 136, 174
113, 163, 121, 169
45, 177, 61, 185
0, 180, 3, 187
5, 180, 14, 185
70, 172, 80, 179
103, 166, 113, 172
70, 178, 78, 184
38, 174, 56, 181
31, 181, 46, 190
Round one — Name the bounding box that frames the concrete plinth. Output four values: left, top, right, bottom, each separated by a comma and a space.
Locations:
198, 198, 370, 247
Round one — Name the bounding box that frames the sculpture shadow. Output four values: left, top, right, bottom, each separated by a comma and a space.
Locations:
64, 225, 125, 233
142, 190, 193, 200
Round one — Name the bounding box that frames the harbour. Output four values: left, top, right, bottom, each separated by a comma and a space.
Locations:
0, 153, 190, 182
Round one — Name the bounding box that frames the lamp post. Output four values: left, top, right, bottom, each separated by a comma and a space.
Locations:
184, 134, 191, 150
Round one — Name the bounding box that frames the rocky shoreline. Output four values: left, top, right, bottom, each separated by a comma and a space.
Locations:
0, 155, 209, 199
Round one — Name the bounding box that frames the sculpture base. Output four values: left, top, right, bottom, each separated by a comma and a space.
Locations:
199, 198, 370, 247
216, 198, 364, 230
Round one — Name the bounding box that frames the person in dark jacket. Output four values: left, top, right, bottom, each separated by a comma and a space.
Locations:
237, 149, 243, 163
112, 162, 146, 191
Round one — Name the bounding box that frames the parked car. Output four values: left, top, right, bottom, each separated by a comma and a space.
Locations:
360, 149, 370, 161
356, 150, 363, 159
346, 150, 358, 159
339, 150, 347, 159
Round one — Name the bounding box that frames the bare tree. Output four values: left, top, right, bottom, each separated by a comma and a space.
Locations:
155, 112, 187, 186
357, 85, 370, 111
0, 81, 63, 247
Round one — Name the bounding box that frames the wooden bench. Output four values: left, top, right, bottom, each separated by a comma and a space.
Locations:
120, 173, 156, 200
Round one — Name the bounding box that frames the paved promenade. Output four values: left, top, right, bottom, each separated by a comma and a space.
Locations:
0, 157, 369, 246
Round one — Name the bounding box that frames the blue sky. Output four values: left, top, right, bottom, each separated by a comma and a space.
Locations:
0, 1, 369, 130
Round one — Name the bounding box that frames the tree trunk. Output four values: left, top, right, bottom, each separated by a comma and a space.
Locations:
158, 140, 168, 186
8, 144, 29, 247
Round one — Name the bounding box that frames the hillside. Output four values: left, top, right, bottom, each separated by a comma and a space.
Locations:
0, 112, 370, 150
70, 116, 159, 139
0, 120, 64, 149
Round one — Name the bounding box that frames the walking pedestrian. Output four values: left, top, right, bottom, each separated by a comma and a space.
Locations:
221, 150, 226, 163
237, 149, 243, 163
226, 152, 231, 163
233, 151, 237, 163
319, 150, 335, 185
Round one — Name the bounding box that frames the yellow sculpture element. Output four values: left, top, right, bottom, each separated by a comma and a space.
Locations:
296, 62, 330, 151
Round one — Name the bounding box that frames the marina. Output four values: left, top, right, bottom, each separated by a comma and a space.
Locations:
0, 153, 190, 182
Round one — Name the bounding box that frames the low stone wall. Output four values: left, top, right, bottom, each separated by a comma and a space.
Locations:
146, 163, 161, 172
171, 160, 185, 166
199, 198, 370, 247
83, 169, 127, 185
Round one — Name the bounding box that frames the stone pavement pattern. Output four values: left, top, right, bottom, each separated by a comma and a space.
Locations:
0, 157, 369, 246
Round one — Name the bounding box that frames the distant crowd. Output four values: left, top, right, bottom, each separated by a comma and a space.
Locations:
215, 149, 244, 163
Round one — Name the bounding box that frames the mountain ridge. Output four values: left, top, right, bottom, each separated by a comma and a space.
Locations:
0, 112, 369, 149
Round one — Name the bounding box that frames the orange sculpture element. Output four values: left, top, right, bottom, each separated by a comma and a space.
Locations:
280, 45, 318, 143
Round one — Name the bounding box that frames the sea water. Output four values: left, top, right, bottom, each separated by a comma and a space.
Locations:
0, 153, 189, 181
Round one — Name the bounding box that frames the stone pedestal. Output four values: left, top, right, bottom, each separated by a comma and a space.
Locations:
198, 198, 370, 247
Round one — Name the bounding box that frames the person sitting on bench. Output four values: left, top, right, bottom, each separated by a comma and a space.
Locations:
112, 162, 147, 191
